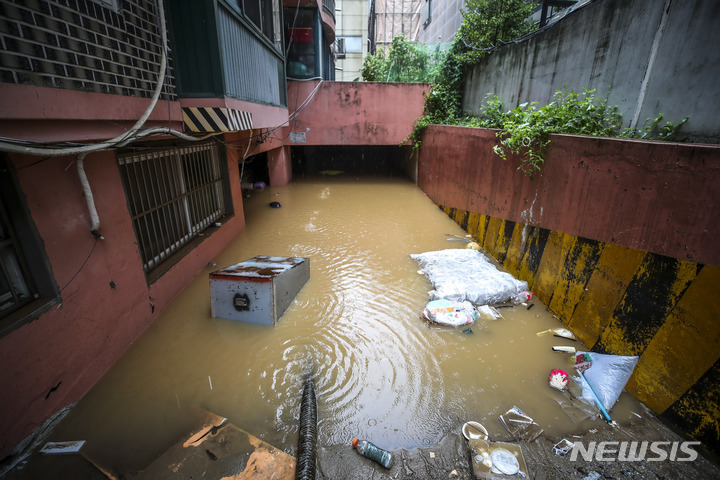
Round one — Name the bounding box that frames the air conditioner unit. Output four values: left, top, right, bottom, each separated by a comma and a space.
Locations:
335, 37, 346, 59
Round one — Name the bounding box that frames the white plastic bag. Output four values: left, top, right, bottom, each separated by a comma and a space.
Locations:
422, 299, 479, 327
576, 351, 639, 411
411, 249, 529, 305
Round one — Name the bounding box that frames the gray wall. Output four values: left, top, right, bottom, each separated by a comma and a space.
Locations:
417, 0, 466, 44
462, 0, 720, 143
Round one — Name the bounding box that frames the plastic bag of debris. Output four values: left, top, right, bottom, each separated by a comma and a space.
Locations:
411, 249, 529, 305
422, 299, 479, 327
575, 351, 639, 412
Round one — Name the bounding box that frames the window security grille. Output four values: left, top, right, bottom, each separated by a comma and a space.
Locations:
118, 142, 229, 274
336, 37, 346, 59
0, 155, 56, 331
0, 200, 35, 316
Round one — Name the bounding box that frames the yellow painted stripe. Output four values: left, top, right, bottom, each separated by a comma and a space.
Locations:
191, 107, 214, 132
476, 214, 489, 246
453, 208, 465, 226
548, 238, 604, 325
482, 216, 503, 257
533, 230, 573, 309
517, 227, 543, 290
598, 257, 699, 356
466, 211, 482, 243
626, 265, 720, 413
182, 110, 200, 132
493, 219, 511, 263
205, 108, 229, 132
568, 243, 646, 348
503, 222, 526, 279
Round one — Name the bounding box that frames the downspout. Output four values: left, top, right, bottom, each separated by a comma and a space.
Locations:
76, 153, 104, 239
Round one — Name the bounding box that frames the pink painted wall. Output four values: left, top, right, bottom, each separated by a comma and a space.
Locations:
0, 147, 245, 458
287, 81, 429, 146
417, 125, 720, 266
0, 84, 183, 143
224, 130, 292, 186
268, 146, 293, 185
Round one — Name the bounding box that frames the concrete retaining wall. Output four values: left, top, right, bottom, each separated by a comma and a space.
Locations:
417, 124, 720, 454
287, 81, 429, 146
462, 0, 720, 143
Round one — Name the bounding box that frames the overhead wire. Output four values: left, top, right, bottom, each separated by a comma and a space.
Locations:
285, 0, 303, 61
0, 0, 170, 157
0, 0, 221, 159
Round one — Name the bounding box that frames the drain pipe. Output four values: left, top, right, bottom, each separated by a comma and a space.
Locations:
76, 153, 103, 239
295, 378, 317, 480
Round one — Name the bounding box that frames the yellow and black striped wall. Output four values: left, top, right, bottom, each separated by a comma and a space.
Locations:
440, 205, 720, 455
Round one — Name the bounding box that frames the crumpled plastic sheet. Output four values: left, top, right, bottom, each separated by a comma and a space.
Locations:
411, 249, 529, 305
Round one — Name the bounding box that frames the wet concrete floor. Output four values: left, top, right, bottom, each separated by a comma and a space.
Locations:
4, 176, 720, 479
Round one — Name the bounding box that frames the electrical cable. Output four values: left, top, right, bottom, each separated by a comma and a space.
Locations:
58, 237, 98, 293
0, 0, 170, 158
220, 77, 324, 152
285, 0, 303, 61
238, 132, 253, 185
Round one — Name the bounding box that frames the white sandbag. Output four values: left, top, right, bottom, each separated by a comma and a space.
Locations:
411, 249, 529, 305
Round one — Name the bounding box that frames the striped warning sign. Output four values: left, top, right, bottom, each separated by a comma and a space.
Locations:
182, 107, 253, 133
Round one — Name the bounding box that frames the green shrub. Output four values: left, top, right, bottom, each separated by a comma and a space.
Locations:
361, 35, 447, 83
479, 89, 688, 178
404, 0, 689, 178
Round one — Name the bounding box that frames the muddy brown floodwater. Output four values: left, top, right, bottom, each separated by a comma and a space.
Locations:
47, 176, 648, 474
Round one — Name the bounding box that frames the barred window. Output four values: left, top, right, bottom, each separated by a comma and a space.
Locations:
0, 198, 35, 318
1, 156, 58, 335
238, 0, 283, 51
117, 141, 232, 279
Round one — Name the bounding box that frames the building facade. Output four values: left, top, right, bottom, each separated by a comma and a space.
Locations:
333, 0, 368, 81
0, 0, 335, 459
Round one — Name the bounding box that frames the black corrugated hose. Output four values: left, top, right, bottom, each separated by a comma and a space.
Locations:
295, 378, 317, 480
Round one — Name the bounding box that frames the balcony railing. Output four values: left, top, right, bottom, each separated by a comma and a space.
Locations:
218, 4, 286, 106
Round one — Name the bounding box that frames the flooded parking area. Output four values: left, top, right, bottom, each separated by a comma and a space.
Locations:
42, 175, 648, 474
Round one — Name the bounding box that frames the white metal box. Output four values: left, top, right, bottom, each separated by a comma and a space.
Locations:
209, 256, 310, 325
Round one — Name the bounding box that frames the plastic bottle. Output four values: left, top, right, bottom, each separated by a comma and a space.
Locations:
352, 438, 394, 468
511, 291, 534, 304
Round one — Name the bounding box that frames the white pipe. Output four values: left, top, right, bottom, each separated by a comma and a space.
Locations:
76, 153, 103, 238
0, 0, 168, 157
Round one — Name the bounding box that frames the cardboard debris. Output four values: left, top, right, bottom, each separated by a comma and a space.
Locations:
35, 440, 118, 480
130, 410, 295, 480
